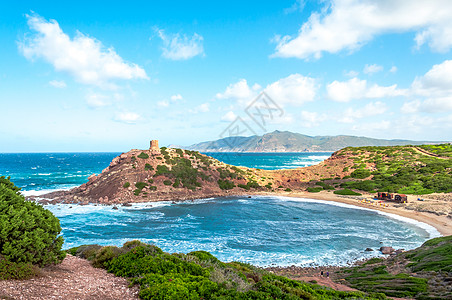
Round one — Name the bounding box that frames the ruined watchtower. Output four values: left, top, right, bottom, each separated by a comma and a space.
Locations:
150, 140, 159, 154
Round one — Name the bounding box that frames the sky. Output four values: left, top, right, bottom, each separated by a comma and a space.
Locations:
1, 0, 452, 152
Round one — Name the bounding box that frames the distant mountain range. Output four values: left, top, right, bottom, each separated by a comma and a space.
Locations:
182, 130, 441, 152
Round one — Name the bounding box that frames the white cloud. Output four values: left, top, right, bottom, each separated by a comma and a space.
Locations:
389, 66, 398, 73
189, 103, 210, 114
216, 79, 260, 103
114, 112, 141, 124
300, 111, 327, 127
170, 94, 183, 101
217, 74, 317, 107
363, 64, 383, 74
264, 74, 317, 106
20, 14, 148, 88
86, 93, 110, 108
344, 70, 359, 77
273, 1, 452, 59
339, 101, 388, 123
156, 28, 204, 60
327, 77, 406, 102
49, 80, 66, 88
221, 111, 237, 122
409, 60, 452, 112
157, 100, 169, 108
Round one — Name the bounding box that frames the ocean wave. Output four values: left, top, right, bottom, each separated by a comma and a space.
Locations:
271, 195, 441, 239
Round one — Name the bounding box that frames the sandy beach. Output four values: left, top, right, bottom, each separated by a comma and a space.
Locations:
259, 190, 452, 236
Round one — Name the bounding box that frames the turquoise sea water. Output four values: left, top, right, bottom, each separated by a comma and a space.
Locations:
0, 152, 440, 266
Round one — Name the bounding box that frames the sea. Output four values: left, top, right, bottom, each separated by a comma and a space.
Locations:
0, 152, 441, 267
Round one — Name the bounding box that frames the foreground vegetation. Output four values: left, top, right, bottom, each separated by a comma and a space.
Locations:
339, 236, 452, 299
0, 176, 65, 279
69, 241, 385, 300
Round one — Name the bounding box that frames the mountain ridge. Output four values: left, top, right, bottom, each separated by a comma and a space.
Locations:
184, 130, 442, 152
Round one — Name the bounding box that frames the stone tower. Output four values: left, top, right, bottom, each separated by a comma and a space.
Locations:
150, 140, 159, 154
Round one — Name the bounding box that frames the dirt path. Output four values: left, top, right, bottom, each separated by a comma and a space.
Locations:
412, 147, 449, 159
0, 255, 139, 300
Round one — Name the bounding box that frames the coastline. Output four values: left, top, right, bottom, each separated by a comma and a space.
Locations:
263, 190, 452, 237
32, 186, 452, 237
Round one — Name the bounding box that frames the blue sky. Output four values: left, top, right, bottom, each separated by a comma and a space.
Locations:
1, 0, 452, 152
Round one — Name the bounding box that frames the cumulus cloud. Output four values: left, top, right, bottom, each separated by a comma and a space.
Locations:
389, 66, 398, 73
114, 112, 141, 124
221, 111, 237, 122
19, 14, 148, 88
407, 60, 452, 113
155, 28, 204, 60
49, 80, 66, 88
273, 0, 452, 59
216, 79, 261, 103
339, 101, 388, 123
363, 64, 383, 74
217, 74, 317, 107
327, 77, 406, 102
265, 74, 318, 106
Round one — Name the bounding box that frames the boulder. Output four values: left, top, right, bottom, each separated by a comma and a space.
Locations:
365, 248, 373, 252
380, 246, 395, 254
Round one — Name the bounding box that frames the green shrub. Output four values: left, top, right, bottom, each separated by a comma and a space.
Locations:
148, 179, 154, 184
123, 182, 130, 188
163, 180, 172, 186
238, 184, 250, 190
135, 182, 147, 190
144, 163, 153, 171
351, 169, 371, 179
334, 189, 362, 196
91, 246, 124, 268
0, 176, 65, 267
307, 187, 323, 193
172, 179, 180, 188
137, 152, 149, 159
217, 179, 235, 190
284, 188, 292, 192
149, 186, 157, 191
0, 259, 38, 280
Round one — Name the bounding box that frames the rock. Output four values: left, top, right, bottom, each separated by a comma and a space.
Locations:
395, 249, 405, 255
112, 206, 118, 210
365, 248, 373, 251
122, 203, 132, 207
380, 246, 395, 254
87, 174, 97, 181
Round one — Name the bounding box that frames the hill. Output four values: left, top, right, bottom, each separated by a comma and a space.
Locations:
36, 143, 452, 211
185, 130, 441, 152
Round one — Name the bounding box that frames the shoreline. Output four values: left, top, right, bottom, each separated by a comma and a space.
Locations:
32, 187, 452, 236
265, 190, 452, 237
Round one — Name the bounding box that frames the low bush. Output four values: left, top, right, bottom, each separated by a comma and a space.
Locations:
217, 179, 235, 190
163, 180, 172, 186
144, 163, 153, 171
334, 189, 362, 196
123, 182, 130, 188
307, 187, 323, 193
137, 152, 149, 159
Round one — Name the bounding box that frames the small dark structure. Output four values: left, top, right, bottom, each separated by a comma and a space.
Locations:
376, 192, 408, 203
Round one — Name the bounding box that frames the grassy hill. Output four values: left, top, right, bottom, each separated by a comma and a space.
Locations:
339, 235, 452, 299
